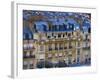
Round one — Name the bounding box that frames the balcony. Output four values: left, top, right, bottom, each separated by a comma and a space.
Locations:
84, 38, 90, 41
83, 46, 90, 50
23, 44, 35, 50
47, 56, 52, 59
23, 51, 35, 58
23, 54, 35, 58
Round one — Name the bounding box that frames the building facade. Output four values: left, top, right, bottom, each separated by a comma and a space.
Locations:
23, 11, 91, 69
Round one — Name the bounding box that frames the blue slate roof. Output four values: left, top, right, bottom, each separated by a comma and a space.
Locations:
23, 10, 91, 34
33, 18, 80, 33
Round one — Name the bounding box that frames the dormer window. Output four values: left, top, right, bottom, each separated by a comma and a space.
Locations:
88, 27, 91, 33
24, 33, 33, 40
58, 34, 61, 38
63, 34, 65, 37
42, 24, 47, 31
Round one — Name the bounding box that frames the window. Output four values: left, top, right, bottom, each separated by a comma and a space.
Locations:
88, 27, 91, 33
42, 24, 47, 31
69, 42, 72, 49
29, 34, 33, 39
23, 61, 28, 69
48, 54, 52, 58
48, 44, 52, 51
68, 54, 72, 64
63, 23, 67, 30
40, 45, 44, 51
59, 43, 63, 50
55, 43, 58, 50
85, 41, 88, 47
47, 36, 51, 39
70, 24, 72, 29
29, 43, 33, 49
58, 34, 61, 38
23, 51, 27, 58
64, 43, 67, 49
86, 34, 88, 40
24, 33, 29, 40
59, 53, 63, 57
63, 34, 65, 37
59, 25, 62, 30
55, 53, 58, 57
77, 57, 80, 63
26, 51, 30, 57
72, 32, 73, 35
49, 26, 52, 31
30, 51, 35, 58
77, 42, 80, 47
72, 24, 74, 30
68, 33, 71, 37
52, 33, 54, 36
66, 32, 67, 36
53, 25, 57, 31
52, 25, 55, 31
33, 24, 38, 32
77, 49, 80, 55
23, 43, 28, 49
29, 61, 34, 69
45, 33, 47, 36
54, 36, 56, 38
67, 24, 69, 29
68, 23, 73, 29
